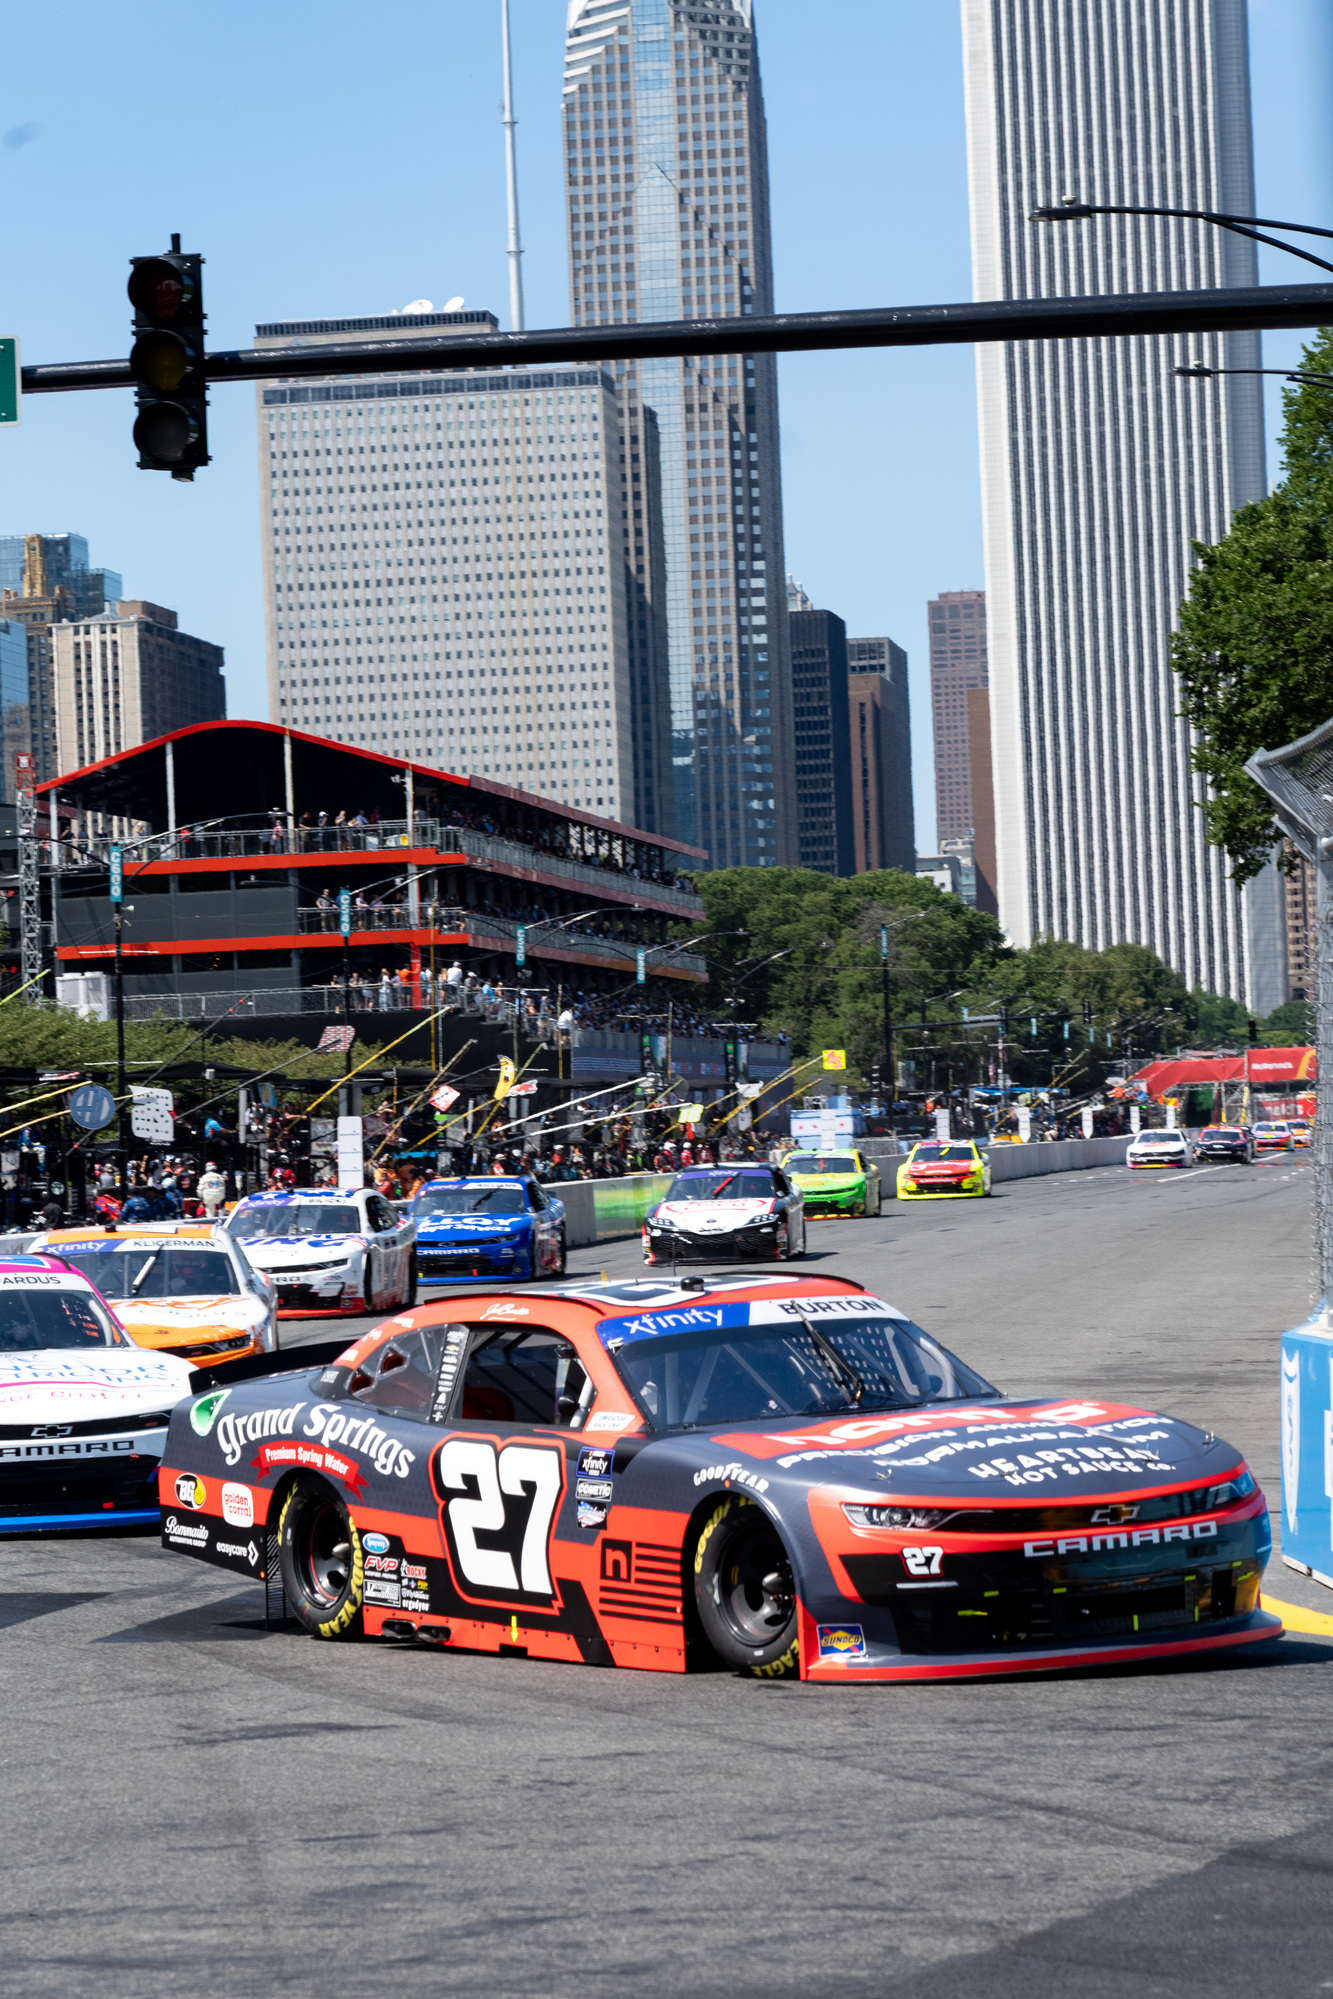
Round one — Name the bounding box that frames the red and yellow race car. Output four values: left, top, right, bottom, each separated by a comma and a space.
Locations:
896, 1140, 992, 1199
157, 1272, 1277, 1682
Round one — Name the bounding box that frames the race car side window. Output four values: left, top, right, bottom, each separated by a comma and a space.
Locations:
527, 1182, 548, 1212
367, 1195, 398, 1234
349, 1326, 449, 1419
453, 1327, 590, 1428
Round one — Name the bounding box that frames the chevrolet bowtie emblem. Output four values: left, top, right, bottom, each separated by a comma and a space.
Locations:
1090, 1503, 1140, 1525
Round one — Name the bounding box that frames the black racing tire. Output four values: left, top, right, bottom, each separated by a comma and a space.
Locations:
692, 1494, 799, 1677
277, 1476, 365, 1641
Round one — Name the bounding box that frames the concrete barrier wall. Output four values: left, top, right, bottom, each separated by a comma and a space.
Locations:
557, 1175, 674, 1250
985, 1136, 1128, 1182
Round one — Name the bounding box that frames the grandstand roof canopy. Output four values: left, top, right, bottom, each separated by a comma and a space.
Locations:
37, 720, 707, 860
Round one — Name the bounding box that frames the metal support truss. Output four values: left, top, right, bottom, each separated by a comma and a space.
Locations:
16, 780, 42, 997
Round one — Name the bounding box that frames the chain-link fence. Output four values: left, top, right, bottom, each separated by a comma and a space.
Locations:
1245, 720, 1333, 1305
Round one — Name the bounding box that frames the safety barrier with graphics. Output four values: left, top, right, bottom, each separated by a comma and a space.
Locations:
1279, 1304, 1333, 1591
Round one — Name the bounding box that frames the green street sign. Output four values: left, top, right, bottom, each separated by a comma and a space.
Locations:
0, 340, 18, 428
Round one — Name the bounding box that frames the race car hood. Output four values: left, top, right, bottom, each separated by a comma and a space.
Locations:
0, 1348, 193, 1423
116, 1296, 266, 1344
790, 1172, 862, 1190
237, 1235, 362, 1270
687, 1395, 1242, 1502
654, 1199, 778, 1227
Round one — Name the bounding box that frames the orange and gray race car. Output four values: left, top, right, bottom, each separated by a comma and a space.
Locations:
157, 1272, 1278, 1682
31, 1223, 277, 1365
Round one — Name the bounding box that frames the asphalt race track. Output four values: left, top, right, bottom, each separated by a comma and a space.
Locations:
6, 1154, 1333, 1999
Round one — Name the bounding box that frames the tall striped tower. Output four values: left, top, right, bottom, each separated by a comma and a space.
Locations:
962, 0, 1286, 1006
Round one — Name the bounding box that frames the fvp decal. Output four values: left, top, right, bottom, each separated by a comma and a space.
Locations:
432, 1438, 565, 1605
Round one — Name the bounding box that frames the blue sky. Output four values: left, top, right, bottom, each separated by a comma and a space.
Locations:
2, 0, 1329, 849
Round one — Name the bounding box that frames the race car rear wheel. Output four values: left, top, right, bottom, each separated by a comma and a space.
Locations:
278, 1476, 365, 1641
692, 1495, 799, 1677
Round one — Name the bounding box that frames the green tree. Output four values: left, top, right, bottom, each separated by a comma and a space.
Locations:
1170, 329, 1333, 882
1261, 997, 1315, 1046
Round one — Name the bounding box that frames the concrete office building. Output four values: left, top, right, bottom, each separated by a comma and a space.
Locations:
966, 685, 998, 916
847, 636, 914, 874
788, 590, 854, 875
52, 602, 225, 773
254, 311, 667, 829
562, 0, 797, 865
928, 590, 987, 848
963, 0, 1283, 1006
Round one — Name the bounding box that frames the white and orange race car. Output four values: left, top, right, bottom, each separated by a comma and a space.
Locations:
31, 1223, 277, 1366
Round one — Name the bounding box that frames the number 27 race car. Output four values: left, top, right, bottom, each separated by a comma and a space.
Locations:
158, 1272, 1279, 1680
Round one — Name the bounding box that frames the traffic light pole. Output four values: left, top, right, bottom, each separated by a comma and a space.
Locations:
19, 279, 1333, 399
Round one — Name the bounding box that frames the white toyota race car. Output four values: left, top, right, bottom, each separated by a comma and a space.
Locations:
643, 1164, 806, 1264
0, 1252, 194, 1532
226, 1189, 417, 1318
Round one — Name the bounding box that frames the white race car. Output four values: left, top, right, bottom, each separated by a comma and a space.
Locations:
643, 1164, 806, 1264
226, 1188, 417, 1318
0, 1251, 194, 1532
1126, 1129, 1194, 1170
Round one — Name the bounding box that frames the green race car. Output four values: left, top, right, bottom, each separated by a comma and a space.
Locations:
783, 1149, 883, 1218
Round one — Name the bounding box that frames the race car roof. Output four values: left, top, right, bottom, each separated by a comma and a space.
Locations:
45, 1224, 222, 1241
418, 1176, 529, 1188
234, 1191, 365, 1204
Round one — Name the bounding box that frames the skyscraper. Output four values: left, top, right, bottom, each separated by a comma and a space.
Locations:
0, 535, 121, 619
562, 0, 798, 865
788, 592, 854, 875
963, 0, 1284, 1006
847, 636, 915, 874
927, 590, 987, 846
253, 312, 669, 827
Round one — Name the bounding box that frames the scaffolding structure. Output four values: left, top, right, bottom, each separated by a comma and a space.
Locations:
14, 753, 41, 999
1246, 722, 1333, 1302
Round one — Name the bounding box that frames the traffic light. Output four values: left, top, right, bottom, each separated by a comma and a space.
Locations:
1081, 997, 1093, 1025
128, 235, 208, 479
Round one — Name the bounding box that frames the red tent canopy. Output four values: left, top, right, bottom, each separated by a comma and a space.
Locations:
1131, 1048, 1317, 1094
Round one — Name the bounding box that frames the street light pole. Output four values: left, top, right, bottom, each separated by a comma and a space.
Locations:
1030, 199, 1333, 278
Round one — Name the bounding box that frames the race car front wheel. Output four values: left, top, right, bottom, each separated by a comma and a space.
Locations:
278, 1476, 365, 1641
692, 1494, 799, 1677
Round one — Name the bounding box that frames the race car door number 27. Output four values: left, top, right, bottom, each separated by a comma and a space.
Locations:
433, 1438, 564, 1603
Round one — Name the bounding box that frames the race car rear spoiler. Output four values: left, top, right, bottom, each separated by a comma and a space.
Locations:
188, 1336, 352, 1396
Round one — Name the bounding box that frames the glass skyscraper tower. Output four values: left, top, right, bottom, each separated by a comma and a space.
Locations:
562, 0, 797, 863
964, 0, 1284, 1006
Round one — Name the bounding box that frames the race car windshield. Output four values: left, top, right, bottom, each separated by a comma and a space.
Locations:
1202, 1128, 1243, 1139
611, 1315, 997, 1430
0, 1286, 126, 1350
413, 1186, 527, 1217
913, 1144, 975, 1163
666, 1172, 775, 1201
54, 1246, 241, 1300
786, 1155, 857, 1174
229, 1204, 361, 1239
1135, 1133, 1181, 1144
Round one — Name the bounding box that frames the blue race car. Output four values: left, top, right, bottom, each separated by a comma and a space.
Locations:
410, 1177, 567, 1285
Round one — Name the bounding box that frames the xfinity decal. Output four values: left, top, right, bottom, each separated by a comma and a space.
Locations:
598, 1303, 746, 1347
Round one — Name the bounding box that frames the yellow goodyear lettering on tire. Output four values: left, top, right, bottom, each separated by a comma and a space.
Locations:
750, 1637, 799, 1679
315, 1517, 364, 1641
693, 1498, 734, 1576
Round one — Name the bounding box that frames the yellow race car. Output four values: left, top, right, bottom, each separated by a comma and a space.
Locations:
32, 1222, 278, 1365
896, 1140, 992, 1200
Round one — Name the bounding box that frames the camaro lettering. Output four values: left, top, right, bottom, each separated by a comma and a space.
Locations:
1024, 1520, 1223, 1557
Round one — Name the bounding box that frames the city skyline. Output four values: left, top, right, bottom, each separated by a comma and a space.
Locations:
0, 2, 1326, 859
